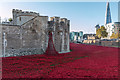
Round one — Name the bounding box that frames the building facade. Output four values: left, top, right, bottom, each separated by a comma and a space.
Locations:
104, 2, 120, 39
112, 22, 120, 34
0, 9, 70, 57
105, 2, 112, 25
70, 31, 83, 42
83, 34, 96, 44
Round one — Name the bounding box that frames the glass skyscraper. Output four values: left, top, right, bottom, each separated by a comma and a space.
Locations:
105, 2, 112, 24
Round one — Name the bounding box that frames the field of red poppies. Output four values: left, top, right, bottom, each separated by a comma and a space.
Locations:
2, 43, 119, 79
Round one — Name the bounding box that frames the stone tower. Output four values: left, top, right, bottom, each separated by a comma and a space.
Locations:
12, 9, 39, 25
49, 17, 70, 53
105, 2, 112, 24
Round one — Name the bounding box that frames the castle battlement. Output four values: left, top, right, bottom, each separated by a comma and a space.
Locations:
60, 18, 67, 23
50, 16, 60, 22
12, 9, 39, 17
50, 16, 69, 24
12, 9, 40, 25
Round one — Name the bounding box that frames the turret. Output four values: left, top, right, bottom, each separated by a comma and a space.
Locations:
12, 9, 40, 25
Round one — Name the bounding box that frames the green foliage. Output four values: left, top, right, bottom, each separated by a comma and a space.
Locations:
8, 18, 13, 22
110, 32, 120, 39
96, 28, 101, 38
96, 26, 108, 38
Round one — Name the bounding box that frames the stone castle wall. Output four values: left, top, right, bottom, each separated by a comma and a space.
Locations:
50, 17, 70, 53
12, 9, 39, 25
1, 9, 70, 57
0, 25, 2, 57
1, 16, 48, 57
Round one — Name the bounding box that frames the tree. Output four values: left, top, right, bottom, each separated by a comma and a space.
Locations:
96, 28, 101, 38
110, 32, 120, 39
8, 18, 13, 22
96, 26, 108, 38
110, 33, 115, 39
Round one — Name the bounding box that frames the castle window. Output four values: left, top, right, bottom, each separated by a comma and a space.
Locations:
19, 17, 21, 21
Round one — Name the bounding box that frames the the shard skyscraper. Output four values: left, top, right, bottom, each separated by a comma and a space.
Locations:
105, 2, 112, 24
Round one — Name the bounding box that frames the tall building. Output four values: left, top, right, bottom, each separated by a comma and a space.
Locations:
105, 2, 112, 25
70, 31, 83, 42
104, 2, 120, 39
95, 2, 120, 39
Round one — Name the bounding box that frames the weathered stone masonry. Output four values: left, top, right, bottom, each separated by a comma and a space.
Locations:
1, 9, 70, 57
50, 17, 70, 53
2, 16, 48, 57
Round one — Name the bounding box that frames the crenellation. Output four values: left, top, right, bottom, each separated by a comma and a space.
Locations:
60, 18, 68, 25
50, 17, 54, 21
13, 9, 39, 16
51, 16, 60, 22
